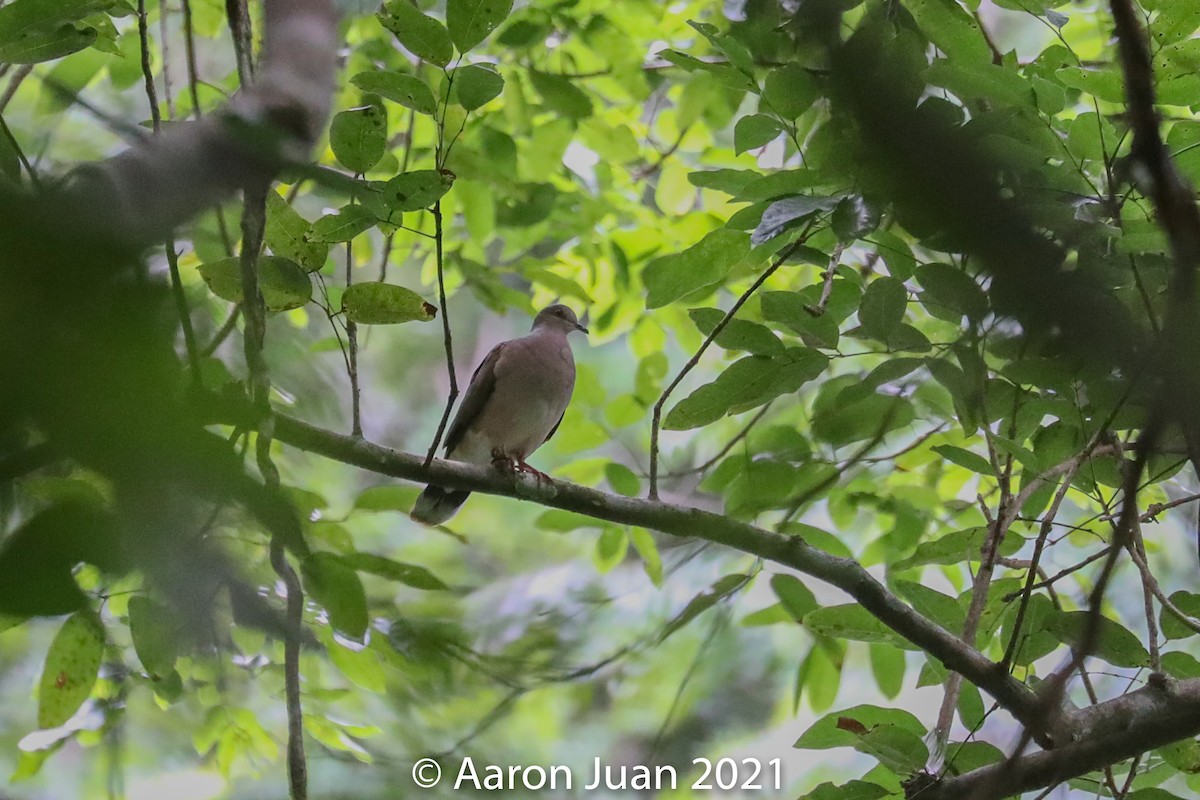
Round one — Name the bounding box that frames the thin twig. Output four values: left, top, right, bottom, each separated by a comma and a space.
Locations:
179, 0, 234, 256
201, 305, 242, 357
1131, 521, 1161, 670
1125, 533, 1200, 636
229, 0, 256, 87
1002, 547, 1112, 601
158, 0, 176, 120
649, 231, 811, 498
241, 179, 308, 800
140, 0, 200, 382
0, 112, 38, 190
345, 240, 363, 437
377, 231, 395, 282
0, 63, 32, 113
424, 200, 457, 466
667, 402, 774, 477
804, 242, 845, 317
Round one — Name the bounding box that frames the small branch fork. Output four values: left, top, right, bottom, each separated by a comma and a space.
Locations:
424, 200, 457, 466
649, 230, 813, 498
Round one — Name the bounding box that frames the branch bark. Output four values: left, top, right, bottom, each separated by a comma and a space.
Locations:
61, 0, 337, 248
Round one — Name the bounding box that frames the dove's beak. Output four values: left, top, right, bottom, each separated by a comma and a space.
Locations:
575, 322, 589, 334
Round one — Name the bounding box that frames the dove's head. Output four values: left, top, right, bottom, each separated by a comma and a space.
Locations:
533, 304, 588, 336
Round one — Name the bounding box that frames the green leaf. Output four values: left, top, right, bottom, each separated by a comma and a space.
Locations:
0, 503, 123, 617
309, 205, 378, 242
628, 528, 663, 587
664, 351, 827, 430
330, 105, 387, 174
688, 307, 783, 355
528, 69, 593, 119
452, 63, 504, 110
644, 229, 750, 309
350, 69, 436, 115
895, 581, 965, 632
659, 574, 749, 642
752, 195, 840, 247
914, 263, 988, 321
265, 191, 329, 271
855, 725, 928, 775
771, 574, 818, 621
811, 393, 915, 447
931, 444, 994, 475
447, 0, 512, 52
301, 553, 369, 639
906, 0, 993, 64
800, 639, 842, 712
342, 283, 437, 324
831, 198, 879, 245
340, 552, 449, 590
734, 113, 783, 154
604, 462, 640, 497
352, 485, 421, 513
535, 509, 604, 532
1161, 591, 1200, 640
1044, 610, 1150, 669
0, 24, 95, 63
803, 605, 909, 646
382, 169, 454, 212
127, 597, 179, 678
0, 0, 115, 63
378, 0, 453, 66
328, 639, 386, 692
800, 781, 888, 800
198, 256, 312, 311
38, 609, 104, 729
1056, 66, 1125, 103
859, 277, 907, 340
869, 643, 905, 699
594, 526, 628, 573
795, 704, 924, 749
764, 64, 817, 119
688, 168, 760, 195
895, 527, 1014, 570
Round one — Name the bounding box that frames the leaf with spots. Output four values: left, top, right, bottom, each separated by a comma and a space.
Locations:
378, 0, 453, 66
38, 609, 104, 729
199, 256, 312, 311
330, 105, 387, 174
342, 283, 437, 324
350, 69, 436, 116
381, 169, 454, 212
447, 0, 513, 53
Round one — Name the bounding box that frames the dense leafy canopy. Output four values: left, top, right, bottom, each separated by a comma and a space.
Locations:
2, 0, 1200, 798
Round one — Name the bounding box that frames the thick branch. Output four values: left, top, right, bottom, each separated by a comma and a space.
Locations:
62, 0, 337, 247
917, 676, 1200, 800
216, 407, 1049, 738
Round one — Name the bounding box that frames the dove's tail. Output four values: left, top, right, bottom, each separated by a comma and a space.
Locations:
410, 485, 471, 526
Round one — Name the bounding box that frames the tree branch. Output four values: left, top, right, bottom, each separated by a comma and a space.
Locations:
915, 675, 1200, 800
61, 0, 338, 248
209, 404, 1050, 739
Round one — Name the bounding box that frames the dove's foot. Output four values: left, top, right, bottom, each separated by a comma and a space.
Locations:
514, 459, 551, 483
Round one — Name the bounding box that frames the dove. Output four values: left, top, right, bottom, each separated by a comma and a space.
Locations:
411, 304, 588, 525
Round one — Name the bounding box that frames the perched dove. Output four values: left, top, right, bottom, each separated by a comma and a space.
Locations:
411, 304, 588, 526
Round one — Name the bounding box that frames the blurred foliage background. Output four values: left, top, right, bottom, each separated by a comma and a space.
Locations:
2, 0, 1200, 797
